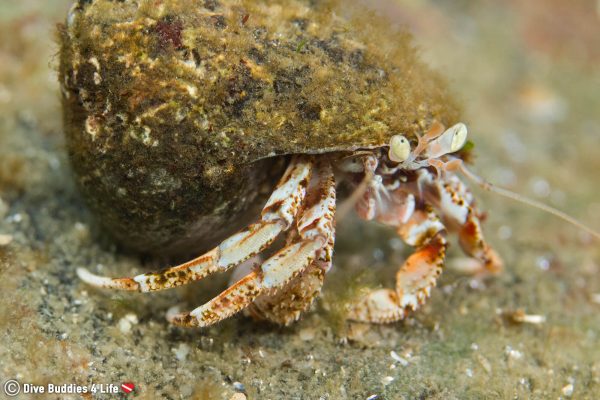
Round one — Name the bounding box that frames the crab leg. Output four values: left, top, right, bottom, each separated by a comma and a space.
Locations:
244, 226, 335, 325
168, 161, 336, 327
348, 208, 448, 323
420, 170, 502, 274
77, 155, 314, 292
456, 210, 503, 274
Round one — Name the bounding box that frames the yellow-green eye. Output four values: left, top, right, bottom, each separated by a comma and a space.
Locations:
426, 122, 469, 159
449, 123, 468, 152
389, 135, 411, 162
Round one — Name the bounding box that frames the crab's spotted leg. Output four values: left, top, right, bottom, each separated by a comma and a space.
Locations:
77, 156, 314, 292
419, 169, 503, 274
168, 161, 336, 327
446, 173, 502, 274
456, 211, 503, 274
348, 208, 448, 323
245, 261, 328, 325
244, 222, 335, 325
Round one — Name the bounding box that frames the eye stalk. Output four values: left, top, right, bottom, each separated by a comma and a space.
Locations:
426, 122, 468, 159
388, 135, 411, 162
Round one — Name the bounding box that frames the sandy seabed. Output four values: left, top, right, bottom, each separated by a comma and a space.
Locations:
1, 1, 599, 399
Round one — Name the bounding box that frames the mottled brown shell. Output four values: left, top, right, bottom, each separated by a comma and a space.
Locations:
59, 0, 460, 254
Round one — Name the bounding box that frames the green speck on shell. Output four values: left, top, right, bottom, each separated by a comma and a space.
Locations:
58, 0, 461, 254
296, 38, 308, 52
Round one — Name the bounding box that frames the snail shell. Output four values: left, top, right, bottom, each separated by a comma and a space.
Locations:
59, 0, 459, 254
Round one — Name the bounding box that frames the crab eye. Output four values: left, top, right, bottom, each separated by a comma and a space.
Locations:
389, 135, 411, 162
449, 123, 468, 152
426, 122, 469, 158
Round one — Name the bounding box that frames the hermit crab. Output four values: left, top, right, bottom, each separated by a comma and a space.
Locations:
60, 0, 599, 327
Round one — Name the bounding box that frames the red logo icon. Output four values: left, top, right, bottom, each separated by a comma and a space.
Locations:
121, 382, 135, 394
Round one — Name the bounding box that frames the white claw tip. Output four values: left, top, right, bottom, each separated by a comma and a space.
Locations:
77, 267, 139, 290
389, 135, 411, 162
77, 267, 111, 287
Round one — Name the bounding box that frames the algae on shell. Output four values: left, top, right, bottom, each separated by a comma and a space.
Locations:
59, 0, 459, 253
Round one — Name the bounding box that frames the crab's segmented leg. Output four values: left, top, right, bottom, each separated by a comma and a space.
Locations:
244, 227, 335, 325
449, 175, 502, 274
77, 156, 314, 292
420, 170, 502, 274
168, 161, 336, 327
245, 263, 326, 325
348, 208, 448, 323
456, 210, 503, 274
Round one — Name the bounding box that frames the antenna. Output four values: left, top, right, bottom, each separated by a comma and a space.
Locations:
459, 164, 600, 242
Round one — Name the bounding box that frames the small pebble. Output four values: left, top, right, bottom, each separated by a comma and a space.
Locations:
536, 256, 551, 271
561, 383, 574, 397
173, 343, 190, 361
179, 384, 193, 397
390, 350, 409, 366
0, 234, 13, 246
240, 356, 251, 365
233, 381, 245, 392
505, 346, 524, 360
500, 308, 546, 325
381, 376, 394, 385
230, 394, 246, 400
299, 327, 316, 341
118, 313, 139, 334
73, 222, 90, 240
518, 377, 532, 390
8, 213, 22, 223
